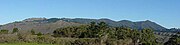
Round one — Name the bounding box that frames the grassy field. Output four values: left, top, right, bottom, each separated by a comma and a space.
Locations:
0, 42, 58, 45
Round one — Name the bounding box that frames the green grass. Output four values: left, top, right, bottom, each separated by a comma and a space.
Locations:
0, 42, 58, 45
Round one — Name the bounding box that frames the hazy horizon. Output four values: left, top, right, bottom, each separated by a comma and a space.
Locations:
0, 0, 180, 28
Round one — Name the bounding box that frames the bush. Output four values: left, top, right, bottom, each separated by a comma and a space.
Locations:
34, 35, 56, 44
12, 28, 19, 34
55, 38, 76, 45
73, 38, 99, 45
17, 31, 32, 41
36, 32, 43, 36
0, 29, 9, 34
0, 34, 19, 43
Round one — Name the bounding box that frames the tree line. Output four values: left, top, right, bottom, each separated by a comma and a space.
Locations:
0, 21, 179, 45
53, 22, 157, 45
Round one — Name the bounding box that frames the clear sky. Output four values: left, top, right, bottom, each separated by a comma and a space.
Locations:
0, 0, 179, 28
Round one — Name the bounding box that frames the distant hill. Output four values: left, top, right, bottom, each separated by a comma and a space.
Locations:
0, 18, 167, 33
59, 18, 167, 30
0, 18, 81, 33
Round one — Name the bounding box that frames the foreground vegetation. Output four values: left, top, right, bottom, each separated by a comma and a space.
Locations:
53, 22, 158, 45
0, 22, 180, 45
0, 42, 56, 45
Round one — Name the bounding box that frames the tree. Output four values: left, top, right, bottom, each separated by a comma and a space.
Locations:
97, 22, 109, 38
12, 28, 19, 34
31, 29, 35, 35
36, 32, 43, 36
177, 32, 180, 34
165, 35, 180, 45
114, 27, 131, 40
98, 22, 108, 30
130, 29, 141, 45
52, 21, 160, 45
140, 29, 156, 45
88, 22, 99, 38
53, 26, 81, 38
0, 29, 9, 34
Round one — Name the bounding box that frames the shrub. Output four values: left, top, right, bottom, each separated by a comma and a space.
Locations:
17, 31, 32, 42
12, 28, 19, 34
36, 32, 43, 36
0, 29, 9, 34
55, 38, 76, 45
73, 38, 99, 45
31, 29, 35, 35
0, 34, 19, 43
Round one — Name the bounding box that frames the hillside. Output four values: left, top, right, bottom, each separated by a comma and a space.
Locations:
0, 18, 167, 33
59, 18, 167, 30
0, 18, 81, 33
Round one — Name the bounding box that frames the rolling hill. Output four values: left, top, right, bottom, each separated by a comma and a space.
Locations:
0, 18, 167, 33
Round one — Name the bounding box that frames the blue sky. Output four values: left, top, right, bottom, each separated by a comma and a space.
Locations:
0, 0, 179, 28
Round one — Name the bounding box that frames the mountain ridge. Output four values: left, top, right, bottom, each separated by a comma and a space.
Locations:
58, 18, 167, 30
0, 18, 168, 33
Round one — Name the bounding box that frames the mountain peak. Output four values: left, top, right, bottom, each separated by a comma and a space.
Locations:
136, 20, 153, 23
119, 20, 132, 22
99, 18, 114, 21
145, 20, 152, 22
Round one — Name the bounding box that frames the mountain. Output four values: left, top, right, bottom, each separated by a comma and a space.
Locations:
59, 18, 167, 30
0, 18, 81, 33
0, 18, 167, 33
164, 28, 180, 33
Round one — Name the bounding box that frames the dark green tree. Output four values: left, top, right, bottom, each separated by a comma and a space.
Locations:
31, 29, 35, 35
88, 22, 99, 38
130, 29, 141, 45
114, 27, 131, 40
0, 29, 9, 34
36, 32, 43, 36
97, 22, 108, 37
12, 28, 19, 33
98, 22, 108, 30
140, 29, 156, 45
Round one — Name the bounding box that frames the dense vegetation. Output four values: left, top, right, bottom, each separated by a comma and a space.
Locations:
53, 22, 157, 45
164, 35, 180, 45
0, 18, 170, 34
0, 42, 56, 45
0, 22, 179, 45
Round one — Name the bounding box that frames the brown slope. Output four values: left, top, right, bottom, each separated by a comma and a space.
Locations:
0, 20, 81, 34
